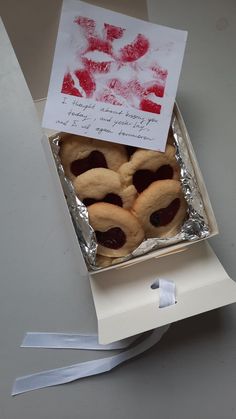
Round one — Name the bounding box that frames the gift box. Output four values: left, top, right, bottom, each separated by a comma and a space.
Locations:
35, 0, 236, 344
38, 99, 236, 343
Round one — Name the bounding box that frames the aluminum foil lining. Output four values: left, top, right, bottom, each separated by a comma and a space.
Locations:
49, 111, 210, 271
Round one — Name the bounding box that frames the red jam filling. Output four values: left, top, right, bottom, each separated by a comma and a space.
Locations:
70, 150, 108, 176
95, 227, 126, 249
150, 198, 180, 227
83, 193, 123, 207
133, 165, 173, 193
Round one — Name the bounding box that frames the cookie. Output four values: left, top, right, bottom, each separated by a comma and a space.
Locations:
88, 203, 145, 257
132, 179, 187, 238
119, 144, 180, 193
96, 255, 118, 268
59, 135, 128, 181
73, 168, 137, 208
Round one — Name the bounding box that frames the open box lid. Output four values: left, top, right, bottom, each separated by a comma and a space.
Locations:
90, 241, 236, 343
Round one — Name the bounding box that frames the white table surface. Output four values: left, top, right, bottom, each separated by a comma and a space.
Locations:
0, 1, 236, 418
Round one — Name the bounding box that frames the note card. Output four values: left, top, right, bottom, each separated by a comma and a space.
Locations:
43, 0, 187, 151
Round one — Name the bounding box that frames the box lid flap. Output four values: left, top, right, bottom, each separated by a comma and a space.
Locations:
90, 241, 236, 343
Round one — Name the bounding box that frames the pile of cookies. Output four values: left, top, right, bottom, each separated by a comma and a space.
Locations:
59, 134, 187, 266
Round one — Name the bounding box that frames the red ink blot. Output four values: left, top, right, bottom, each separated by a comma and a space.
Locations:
128, 80, 144, 97
61, 73, 82, 97
145, 83, 165, 98
151, 65, 168, 81
104, 23, 125, 41
74, 16, 96, 36
140, 99, 161, 114
109, 79, 121, 90
74, 69, 96, 97
108, 79, 128, 99
87, 37, 112, 55
82, 57, 112, 74
96, 90, 123, 105
109, 79, 144, 100
119, 34, 149, 63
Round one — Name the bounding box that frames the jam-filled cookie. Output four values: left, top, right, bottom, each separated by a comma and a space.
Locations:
59, 135, 128, 181
88, 203, 145, 257
73, 168, 137, 208
119, 144, 180, 193
96, 255, 118, 268
132, 179, 187, 238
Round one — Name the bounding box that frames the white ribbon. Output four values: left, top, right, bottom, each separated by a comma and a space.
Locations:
12, 325, 169, 396
151, 278, 176, 308
12, 278, 175, 396
21, 332, 139, 350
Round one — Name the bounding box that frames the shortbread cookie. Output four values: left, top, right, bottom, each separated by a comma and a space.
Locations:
132, 179, 187, 238
119, 144, 180, 193
88, 203, 145, 257
59, 135, 128, 181
96, 255, 117, 268
96, 255, 125, 268
73, 168, 137, 208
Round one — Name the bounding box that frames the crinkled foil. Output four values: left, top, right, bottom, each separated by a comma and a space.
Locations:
49, 110, 210, 271
50, 138, 97, 267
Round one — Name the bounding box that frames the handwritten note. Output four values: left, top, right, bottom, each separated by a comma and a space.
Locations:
43, 0, 187, 151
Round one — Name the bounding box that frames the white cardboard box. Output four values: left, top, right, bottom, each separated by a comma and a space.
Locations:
37, 98, 236, 344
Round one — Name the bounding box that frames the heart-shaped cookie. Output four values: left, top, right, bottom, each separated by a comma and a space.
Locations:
88, 203, 145, 257
59, 135, 128, 181
70, 150, 107, 176
119, 144, 180, 193
132, 179, 187, 238
133, 164, 174, 193
73, 168, 137, 209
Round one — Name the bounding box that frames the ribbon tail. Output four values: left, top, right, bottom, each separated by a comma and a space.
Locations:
12, 325, 169, 396
21, 332, 139, 350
